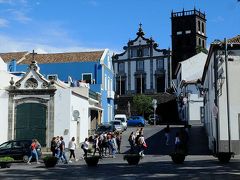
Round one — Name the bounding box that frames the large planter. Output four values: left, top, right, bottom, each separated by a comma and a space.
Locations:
170, 153, 186, 164
215, 152, 234, 163
0, 162, 12, 168
84, 156, 100, 167
0, 157, 14, 168
123, 154, 141, 165
43, 156, 58, 168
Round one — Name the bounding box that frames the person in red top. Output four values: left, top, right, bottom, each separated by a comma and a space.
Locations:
27, 139, 40, 165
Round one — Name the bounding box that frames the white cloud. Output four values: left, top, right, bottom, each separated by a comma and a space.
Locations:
0, 18, 8, 27
10, 10, 31, 23
0, 34, 103, 54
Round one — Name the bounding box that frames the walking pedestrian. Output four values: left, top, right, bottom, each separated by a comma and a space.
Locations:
50, 137, 57, 156
164, 125, 170, 145
27, 139, 40, 165
128, 131, 135, 153
82, 138, 89, 157
137, 132, 146, 156
59, 136, 68, 164
68, 137, 77, 162
116, 132, 122, 153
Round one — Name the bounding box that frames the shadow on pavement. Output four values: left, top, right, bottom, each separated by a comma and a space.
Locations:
1, 158, 240, 179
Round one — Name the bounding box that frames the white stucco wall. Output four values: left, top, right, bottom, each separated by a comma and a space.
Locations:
0, 90, 8, 144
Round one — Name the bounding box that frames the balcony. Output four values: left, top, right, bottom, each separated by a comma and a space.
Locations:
107, 90, 115, 99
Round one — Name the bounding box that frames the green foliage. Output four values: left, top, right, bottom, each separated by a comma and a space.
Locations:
133, 94, 152, 115
43, 156, 58, 168
196, 46, 208, 54
0, 157, 14, 162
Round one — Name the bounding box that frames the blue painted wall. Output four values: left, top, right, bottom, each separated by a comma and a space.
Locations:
13, 50, 115, 124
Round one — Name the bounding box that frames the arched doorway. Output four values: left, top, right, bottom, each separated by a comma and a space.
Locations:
15, 103, 47, 146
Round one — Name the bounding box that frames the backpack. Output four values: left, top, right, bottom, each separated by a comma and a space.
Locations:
81, 144, 84, 149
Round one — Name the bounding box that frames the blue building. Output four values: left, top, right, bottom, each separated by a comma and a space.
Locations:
1, 49, 115, 125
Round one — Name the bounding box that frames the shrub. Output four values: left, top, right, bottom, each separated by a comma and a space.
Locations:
0, 157, 14, 162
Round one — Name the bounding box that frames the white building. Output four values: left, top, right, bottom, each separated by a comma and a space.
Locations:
202, 36, 240, 154
175, 52, 207, 125
112, 24, 171, 95
0, 60, 91, 146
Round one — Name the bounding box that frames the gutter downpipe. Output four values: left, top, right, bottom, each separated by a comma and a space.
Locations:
224, 38, 231, 154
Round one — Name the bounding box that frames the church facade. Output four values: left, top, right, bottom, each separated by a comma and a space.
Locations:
112, 24, 171, 96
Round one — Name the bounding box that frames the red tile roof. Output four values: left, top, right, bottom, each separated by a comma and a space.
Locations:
227, 35, 240, 44
0, 51, 104, 64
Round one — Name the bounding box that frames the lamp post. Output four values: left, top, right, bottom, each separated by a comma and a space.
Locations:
152, 99, 157, 125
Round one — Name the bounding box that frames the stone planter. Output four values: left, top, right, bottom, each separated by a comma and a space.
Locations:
215, 152, 234, 163
84, 156, 100, 167
0, 157, 14, 168
123, 154, 141, 165
43, 156, 58, 168
170, 153, 186, 164
0, 162, 12, 168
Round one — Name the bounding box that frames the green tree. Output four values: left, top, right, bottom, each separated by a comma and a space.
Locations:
133, 94, 152, 116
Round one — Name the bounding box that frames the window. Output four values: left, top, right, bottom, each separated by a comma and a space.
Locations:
118, 62, 124, 72
177, 31, 182, 35
185, 30, 191, 34
82, 73, 92, 84
202, 22, 205, 34
136, 60, 144, 71
199, 38, 201, 46
131, 49, 137, 58
143, 47, 149, 56
198, 21, 201, 31
156, 59, 164, 70
202, 40, 205, 48
137, 48, 143, 57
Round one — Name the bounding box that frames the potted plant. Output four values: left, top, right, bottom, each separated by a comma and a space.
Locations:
214, 152, 234, 163
170, 152, 186, 164
0, 157, 14, 168
123, 154, 142, 165
43, 156, 58, 168
84, 155, 101, 167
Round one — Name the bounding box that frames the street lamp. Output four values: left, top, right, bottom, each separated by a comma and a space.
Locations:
152, 99, 157, 125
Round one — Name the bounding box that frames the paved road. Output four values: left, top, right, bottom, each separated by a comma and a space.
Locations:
1, 125, 240, 179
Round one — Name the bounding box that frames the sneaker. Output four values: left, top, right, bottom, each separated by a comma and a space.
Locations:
64, 161, 68, 164
37, 162, 41, 164
75, 159, 79, 162
27, 162, 31, 165
69, 160, 72, 163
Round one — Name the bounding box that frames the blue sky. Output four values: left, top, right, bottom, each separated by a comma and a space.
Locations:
0, 0, 239, 54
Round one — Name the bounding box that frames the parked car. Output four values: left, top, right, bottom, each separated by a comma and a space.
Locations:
96, 124, 115, 135
0, 140, 42, 162
114, 114, 128, 130
127, 116, 145, 127
148, 114, 161, 125
110, 120, 124, 132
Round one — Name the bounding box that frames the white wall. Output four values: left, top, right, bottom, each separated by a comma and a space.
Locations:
70, 92, 89, 144
0, 90, 8, 144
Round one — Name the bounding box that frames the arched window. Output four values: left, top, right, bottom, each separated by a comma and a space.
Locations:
198, 21, 201, 31
202, 22, 205, 34
199, 38, 201, 46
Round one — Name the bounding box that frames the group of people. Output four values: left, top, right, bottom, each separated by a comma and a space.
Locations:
81, 131, 122, 158
50, 136, 78, 164
163, 125, 189, 153
128, 128, 147, 156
